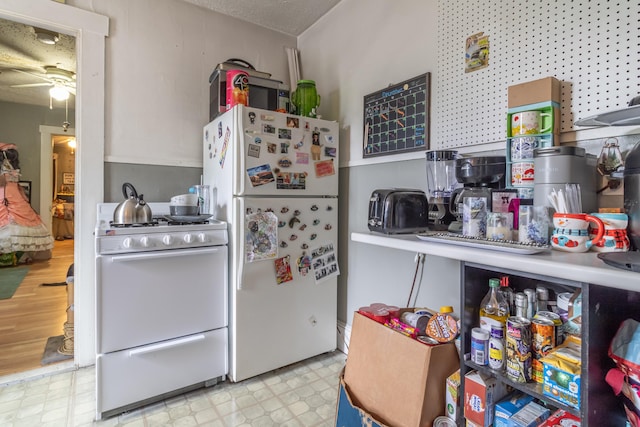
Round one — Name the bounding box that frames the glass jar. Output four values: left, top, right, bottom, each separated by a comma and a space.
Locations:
291, 80, 320, 118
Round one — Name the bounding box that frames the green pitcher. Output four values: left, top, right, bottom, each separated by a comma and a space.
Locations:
291, 80, 320, 118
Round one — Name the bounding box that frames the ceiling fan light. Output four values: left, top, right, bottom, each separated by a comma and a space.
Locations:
34, 28, 59, 45
50, 85, 69, 101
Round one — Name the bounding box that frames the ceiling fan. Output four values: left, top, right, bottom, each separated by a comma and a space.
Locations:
10, 65, 76, 100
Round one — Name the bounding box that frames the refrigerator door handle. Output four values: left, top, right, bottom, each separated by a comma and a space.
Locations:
236, 197, 244, 291
236, 108, 246, 196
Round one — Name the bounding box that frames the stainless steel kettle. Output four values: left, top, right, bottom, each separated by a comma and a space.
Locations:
113, 183, 153, 224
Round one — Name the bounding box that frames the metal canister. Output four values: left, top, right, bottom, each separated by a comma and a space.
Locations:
534, 310, 564, 345
515, 292, 528, 318
226, 69, 249, 110
505, 316, 532, 383
531, 316, 556, 383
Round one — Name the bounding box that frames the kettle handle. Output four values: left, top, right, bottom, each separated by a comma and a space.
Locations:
122, 182, 139, 200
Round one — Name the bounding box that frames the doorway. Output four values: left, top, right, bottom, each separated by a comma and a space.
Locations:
0, 1, 108, 380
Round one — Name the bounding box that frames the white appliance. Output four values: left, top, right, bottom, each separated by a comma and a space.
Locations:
204, 105, 339, 382
94, 203, 228, 419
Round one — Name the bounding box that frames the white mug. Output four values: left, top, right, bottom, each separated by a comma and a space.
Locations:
511, 111, 552, 135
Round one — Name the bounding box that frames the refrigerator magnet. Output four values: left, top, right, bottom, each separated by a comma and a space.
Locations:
324, 147, 336, 158
311, 131, 322, 160
296, 152, 309, 164
248, 111, 256, 124
294, 139, 304, 149
277, 172, 306, 190
286, 117, 299, 128
324, 134, 335, 144
247, 164, 275, 187
314, 159, 335, 177
248, 144, 260, 158
311, 243, 340, 284
297, 253, 312, 276
260, 113, 274, 121
263, 124, 276, 134
219, 126, 231, 169
274, 255, 293, 284
245, 211, 278, 263
278, 128, 292, 140
267, 143, 277, 154
278, 158, 292, 168
280, 142, 290, 153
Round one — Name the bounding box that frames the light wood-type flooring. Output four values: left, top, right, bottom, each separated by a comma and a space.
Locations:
0, 239, 74, 377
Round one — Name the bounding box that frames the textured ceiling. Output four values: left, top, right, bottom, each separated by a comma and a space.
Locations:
0, 1, 340, 108
181, 0, 342, 36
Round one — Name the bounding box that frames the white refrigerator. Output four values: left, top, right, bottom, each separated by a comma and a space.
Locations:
203, 105, 339, 382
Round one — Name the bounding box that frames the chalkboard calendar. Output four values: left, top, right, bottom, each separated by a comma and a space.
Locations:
363, 73, 430, 158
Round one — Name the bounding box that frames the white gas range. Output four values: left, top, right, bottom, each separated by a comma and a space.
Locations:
95, 203, 229, 420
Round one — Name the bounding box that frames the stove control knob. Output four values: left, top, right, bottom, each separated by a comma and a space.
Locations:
162, 235, 173, 246
197, 233, 207, 243
140, 236, 150, 247
122, 237, 133, 249
183, 234, 193, 244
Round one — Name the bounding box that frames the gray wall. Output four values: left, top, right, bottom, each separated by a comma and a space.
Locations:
104, 162, 202, 203
0, 101, 74, 214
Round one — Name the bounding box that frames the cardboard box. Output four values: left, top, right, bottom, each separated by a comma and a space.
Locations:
538, 409, 581, 426
511, 401, 550, 427
344, 310, 459, 427
445, 369, 461, 421
335, 369, 388, 427
464, 370, 509, 426
508, 77, 561, 108
494, 392, 534, 427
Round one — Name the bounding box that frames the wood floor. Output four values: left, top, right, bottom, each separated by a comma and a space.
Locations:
0, 239, 74, 377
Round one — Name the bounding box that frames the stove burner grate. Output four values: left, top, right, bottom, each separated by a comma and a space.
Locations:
165, 220, 209, 226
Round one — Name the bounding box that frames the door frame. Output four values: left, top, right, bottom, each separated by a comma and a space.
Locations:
40, 125, 75, 233
0, 1, 108, 369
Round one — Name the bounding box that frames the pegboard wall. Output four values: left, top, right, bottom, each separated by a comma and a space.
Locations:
434, 0, 640, 149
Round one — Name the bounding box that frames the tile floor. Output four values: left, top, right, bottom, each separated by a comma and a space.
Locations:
0, 351, 347, 427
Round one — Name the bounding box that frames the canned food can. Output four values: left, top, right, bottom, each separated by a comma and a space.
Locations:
417, 335, 440, 346
505, 316, 532, 383
471, 327, 490, 366
226, 69, 249, 110
534, 310, 564, 345
531, 317, 555, 383
433, 416, 457, 427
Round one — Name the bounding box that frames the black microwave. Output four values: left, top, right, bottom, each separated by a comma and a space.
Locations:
209, 69, 290, 121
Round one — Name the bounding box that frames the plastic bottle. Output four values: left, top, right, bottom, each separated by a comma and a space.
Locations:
488, 324, 505, 371
479, 278, 509, 332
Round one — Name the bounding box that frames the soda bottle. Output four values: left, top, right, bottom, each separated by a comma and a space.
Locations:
498, 276, 515, 315
479, 278, 509, 332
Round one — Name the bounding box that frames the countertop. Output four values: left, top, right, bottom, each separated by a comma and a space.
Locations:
351, 231, 640, 292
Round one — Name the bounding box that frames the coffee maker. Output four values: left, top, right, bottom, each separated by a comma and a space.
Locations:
425, 150, 459, 230
449, 156, 507, 233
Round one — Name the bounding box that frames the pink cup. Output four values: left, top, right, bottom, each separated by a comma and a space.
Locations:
551, 213, 605, 253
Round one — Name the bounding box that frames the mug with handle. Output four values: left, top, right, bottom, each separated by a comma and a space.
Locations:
551, 213, 605, 252
511, 110, 552, 135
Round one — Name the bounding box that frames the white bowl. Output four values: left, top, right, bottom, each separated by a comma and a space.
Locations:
170, 194, 198, 206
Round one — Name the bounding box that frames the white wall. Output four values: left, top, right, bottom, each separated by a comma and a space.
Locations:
72, 0, 296, 168
298, 1, 461, 326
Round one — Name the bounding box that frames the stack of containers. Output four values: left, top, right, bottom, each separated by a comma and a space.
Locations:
506, 77, 561, 199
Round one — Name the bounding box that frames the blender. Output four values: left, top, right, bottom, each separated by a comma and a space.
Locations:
425, 150, 460, 230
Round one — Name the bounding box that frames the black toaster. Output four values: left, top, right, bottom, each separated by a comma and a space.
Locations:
368, 189, 429, 234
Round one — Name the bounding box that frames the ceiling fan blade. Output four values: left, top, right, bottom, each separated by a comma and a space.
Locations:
66, 87, 76, 96
10, 82, 53, 88
12, 68, 53, 83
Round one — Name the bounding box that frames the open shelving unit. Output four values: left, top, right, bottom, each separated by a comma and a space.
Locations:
459, 262, 635, 425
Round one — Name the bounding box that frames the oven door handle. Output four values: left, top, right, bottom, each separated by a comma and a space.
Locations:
110, 247, 224, 262
128, 334, 205, 357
